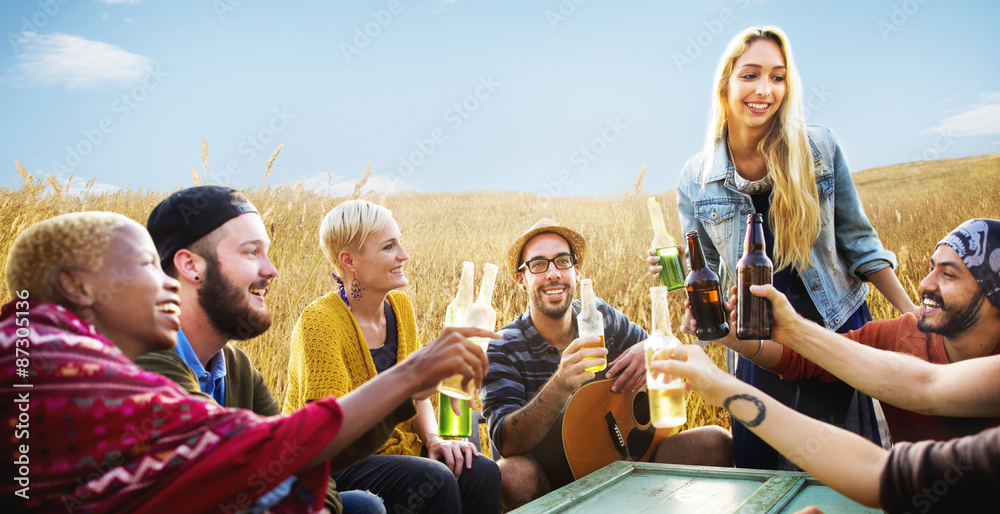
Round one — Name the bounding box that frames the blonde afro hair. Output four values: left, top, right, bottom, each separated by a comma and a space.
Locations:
5, 212, 131, 302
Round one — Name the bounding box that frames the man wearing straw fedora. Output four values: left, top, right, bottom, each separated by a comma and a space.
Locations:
480, 219, 734, 510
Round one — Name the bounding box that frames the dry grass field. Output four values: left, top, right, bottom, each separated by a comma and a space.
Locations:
3, 153, 998, 453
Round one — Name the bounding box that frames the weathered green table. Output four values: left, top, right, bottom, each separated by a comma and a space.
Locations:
511, 461, 882, 513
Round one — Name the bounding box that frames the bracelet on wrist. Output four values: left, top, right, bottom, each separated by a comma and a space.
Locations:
747, 340, 764, 360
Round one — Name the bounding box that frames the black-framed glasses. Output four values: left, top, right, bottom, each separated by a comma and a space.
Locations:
518, 253, 576, 274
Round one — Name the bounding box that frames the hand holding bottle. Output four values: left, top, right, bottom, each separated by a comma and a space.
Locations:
644, 285, 687, 428
684, 231, 730, 341
551, 335, 608, 395
647, 197, 686, 290
576, 279, 606, 373
736, 213, 773, 340
439, 262, 499, 400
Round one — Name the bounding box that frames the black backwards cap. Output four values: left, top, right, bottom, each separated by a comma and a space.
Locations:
146, 185, 258, 266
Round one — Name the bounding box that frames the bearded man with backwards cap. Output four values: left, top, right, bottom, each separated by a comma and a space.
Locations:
135, 185, 428, 513
724, 218, 1000, 445
480, 219, 735, 511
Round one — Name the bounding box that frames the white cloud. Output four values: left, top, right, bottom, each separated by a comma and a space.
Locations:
124, 17, 135, 24
5, 32, 153, 89
925, 92, 1000, 137
46, 173, 122, 196
291, 171, 418, 197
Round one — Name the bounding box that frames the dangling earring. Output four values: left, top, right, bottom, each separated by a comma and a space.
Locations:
350, 277, 364, 299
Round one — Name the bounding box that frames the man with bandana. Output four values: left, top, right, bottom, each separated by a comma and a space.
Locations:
724, 218, 1000, 444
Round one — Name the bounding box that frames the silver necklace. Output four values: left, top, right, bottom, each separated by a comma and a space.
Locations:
727, 140, 772, 195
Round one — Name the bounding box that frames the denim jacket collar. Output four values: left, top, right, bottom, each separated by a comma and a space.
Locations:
700, 133, 825, 187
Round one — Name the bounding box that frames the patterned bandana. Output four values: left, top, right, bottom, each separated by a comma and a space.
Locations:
937, 219, 1000, 308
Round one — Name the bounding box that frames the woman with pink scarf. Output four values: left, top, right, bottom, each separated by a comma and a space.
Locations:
1, 212, 490, 513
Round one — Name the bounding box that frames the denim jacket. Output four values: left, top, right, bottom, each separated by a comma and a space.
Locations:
676, 126, 896, 331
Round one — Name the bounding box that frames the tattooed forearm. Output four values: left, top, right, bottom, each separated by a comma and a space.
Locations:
499, 384, 567, 454
723, 394, 767, 428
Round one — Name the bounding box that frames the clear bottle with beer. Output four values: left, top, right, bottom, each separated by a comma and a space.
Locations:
644, 285, 686, 428
439, 262, 499, 401
472, 263, 499, 342
439, 262, 476, 399
444, 261, 475, 329
576, 278, 606, 373
684, 231, 730, 341
736, 213, 773, 340
647, 197, 686, 291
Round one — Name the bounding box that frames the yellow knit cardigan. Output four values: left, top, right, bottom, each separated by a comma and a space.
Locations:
283, 290, 423, 456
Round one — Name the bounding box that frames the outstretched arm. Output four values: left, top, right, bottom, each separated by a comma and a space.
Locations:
302, 326, 494, 470
752, 284, 1000, 417
654, 345, 887, 508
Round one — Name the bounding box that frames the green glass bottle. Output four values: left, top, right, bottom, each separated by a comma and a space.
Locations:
438, 393, 472, 437
647, 197, 685, 291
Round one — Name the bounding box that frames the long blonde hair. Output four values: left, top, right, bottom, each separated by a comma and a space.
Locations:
702, 26, 818, 272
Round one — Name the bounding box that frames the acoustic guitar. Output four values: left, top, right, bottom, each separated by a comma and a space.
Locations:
533, 376, 678, 488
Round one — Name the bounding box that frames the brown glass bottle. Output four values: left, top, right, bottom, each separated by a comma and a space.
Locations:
736, 213, 773, 340
684, 231, 730, 340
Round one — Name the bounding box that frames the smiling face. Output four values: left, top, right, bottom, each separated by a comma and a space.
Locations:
516, 232, 578, 321
725, 38, 787, 133
197, 213, 278, 340
351, 218, 409, 294
81, 222, 182, 359
917, 245, 988, 338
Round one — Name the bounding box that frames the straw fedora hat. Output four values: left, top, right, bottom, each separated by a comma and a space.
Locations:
506, 219, 587, 279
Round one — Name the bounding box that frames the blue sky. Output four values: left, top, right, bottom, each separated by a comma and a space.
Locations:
1, 0, 998, 197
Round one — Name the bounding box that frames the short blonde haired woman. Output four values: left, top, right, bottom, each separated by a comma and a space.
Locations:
667, 26, 919, 470
284, 200, 502, 514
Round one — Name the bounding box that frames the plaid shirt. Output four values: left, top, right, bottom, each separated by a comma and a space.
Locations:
480, 298, 647, 456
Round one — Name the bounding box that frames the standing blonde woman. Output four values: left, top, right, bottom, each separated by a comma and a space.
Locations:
664, 26, 920, 470
283, 200, 501, 514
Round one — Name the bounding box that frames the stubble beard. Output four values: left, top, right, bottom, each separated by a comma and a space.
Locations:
531, 281, 576, 321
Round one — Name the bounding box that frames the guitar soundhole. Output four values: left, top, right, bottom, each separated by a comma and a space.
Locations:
633, 390, 651, 425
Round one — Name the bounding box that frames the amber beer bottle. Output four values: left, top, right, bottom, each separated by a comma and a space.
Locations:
736, 214, 773, 339
684, 231, 729, 340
